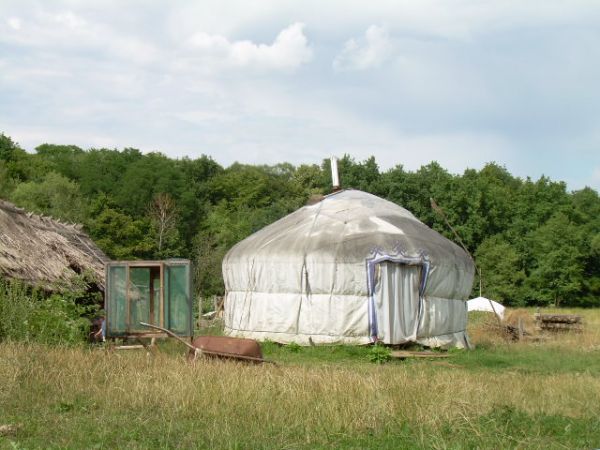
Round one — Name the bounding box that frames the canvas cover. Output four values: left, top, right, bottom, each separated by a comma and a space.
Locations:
223, 190, 475, 348
467, 296, 505, 319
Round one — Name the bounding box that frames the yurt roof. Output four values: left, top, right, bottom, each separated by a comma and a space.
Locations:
0, 199, 109, 291
225, 189, 472, 271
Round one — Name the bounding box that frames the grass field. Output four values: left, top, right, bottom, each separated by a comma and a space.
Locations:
1, 308, 600, 449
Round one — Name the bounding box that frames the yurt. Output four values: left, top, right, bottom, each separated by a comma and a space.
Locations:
222, 190, 475, 348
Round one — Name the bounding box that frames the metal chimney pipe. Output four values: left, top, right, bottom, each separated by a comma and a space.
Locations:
330, 156, 340, 191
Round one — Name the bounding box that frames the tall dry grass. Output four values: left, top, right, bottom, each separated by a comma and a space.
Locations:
468, 307, 600, 351
1, 332, 600, 448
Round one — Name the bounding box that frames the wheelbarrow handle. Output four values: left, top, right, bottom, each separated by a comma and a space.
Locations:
139, 322, 275, 364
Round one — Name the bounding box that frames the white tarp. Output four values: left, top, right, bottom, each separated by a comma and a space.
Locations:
223, 189, 475, 348
467, 296, 505, 319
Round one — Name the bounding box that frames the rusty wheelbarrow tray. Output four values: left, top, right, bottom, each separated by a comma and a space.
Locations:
140, 322, 274, 364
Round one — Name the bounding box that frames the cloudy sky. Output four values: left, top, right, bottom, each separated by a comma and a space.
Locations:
1, 1, 599, 191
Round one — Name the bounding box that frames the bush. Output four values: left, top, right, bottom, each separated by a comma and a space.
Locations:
286, 342, 302, 353
368, 342, 392, 364
0, 279, 38, 341
0, 278, 96, 345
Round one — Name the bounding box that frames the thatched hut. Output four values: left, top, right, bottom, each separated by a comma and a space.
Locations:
0, 199, 108, 292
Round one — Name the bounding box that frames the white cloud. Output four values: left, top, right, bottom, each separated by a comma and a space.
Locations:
0, 9, 158, 65
333, 25, 392, 71
4, 125, 119, 150
1, 0, 599, 193
7, 17, 21, 30
53, 11, 86, 29
188, 23, 312, 71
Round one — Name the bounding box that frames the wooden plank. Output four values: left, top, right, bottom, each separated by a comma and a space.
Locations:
534, 314, 582, 324
391, 351, 449, 359
114, 345, 146, 350
123, 332, 167, 339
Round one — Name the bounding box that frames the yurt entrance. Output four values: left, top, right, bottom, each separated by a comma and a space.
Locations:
373, 262, 422, 344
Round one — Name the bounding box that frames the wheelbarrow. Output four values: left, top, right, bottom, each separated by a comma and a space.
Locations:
140, 322, 273, 364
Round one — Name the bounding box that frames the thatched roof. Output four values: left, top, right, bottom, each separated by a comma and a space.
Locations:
0, 199, 109, 292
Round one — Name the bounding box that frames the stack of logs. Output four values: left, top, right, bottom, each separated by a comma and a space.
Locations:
534, 313, 583, 332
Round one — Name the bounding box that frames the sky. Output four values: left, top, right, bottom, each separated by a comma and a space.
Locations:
1, 0, 599, 191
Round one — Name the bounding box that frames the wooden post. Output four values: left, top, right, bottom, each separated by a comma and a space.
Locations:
160, 263, 165, 328
518, 318, 524, 340
198, 295, 203, 329
125, 264, 130, 334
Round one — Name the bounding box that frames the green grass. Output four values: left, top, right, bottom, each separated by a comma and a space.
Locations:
448, 344, 600, 375
1, 308, 600, 449
261, 340, 375, 365
3, 404, 597, 450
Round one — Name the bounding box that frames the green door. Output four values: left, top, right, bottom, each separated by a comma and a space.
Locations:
128, 267, 152, 333
165, 261, 192, 336
106, 264, 128, 336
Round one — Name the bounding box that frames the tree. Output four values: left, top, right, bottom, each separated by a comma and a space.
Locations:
113, 151, 184, 216
0, 133, 39, 182
1, 131, 599, 306
147, 193, 180, 258
526, 213, 584, 306
9, 172, 85, 223
75, 147, 143, 198
475, 235, 526, 305
35, 144, 85, 180
85, 198, 154, 260
0, 161, 15, 197
327, 155, 381, 193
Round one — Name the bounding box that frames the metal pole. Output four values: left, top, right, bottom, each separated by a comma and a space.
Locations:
330, 156, 340, 191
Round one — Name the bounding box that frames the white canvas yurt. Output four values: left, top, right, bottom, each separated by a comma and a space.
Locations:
223, 190, 475, 348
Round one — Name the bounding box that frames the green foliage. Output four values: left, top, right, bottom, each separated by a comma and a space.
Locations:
114, 151, 185, 216
193, 163, 308, 295
333, 154, 381, 192
85, 199, 154, 260
286, 342, 302, 353
0, 160, 16, 198
0, 132, 599, 306
0, 279, 40, 341
260, 342, 374, 365
367, 342, 392, 364
526, 213, 584, 306
9, 171, 85, 222
0, 278, 95, 345
26, 294, 92, 344
35, 143, 85, 180
475, 235, 526, 304
0, 133, 33, 182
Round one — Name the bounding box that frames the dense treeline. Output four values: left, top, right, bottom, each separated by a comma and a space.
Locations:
1, 133, 598, 307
